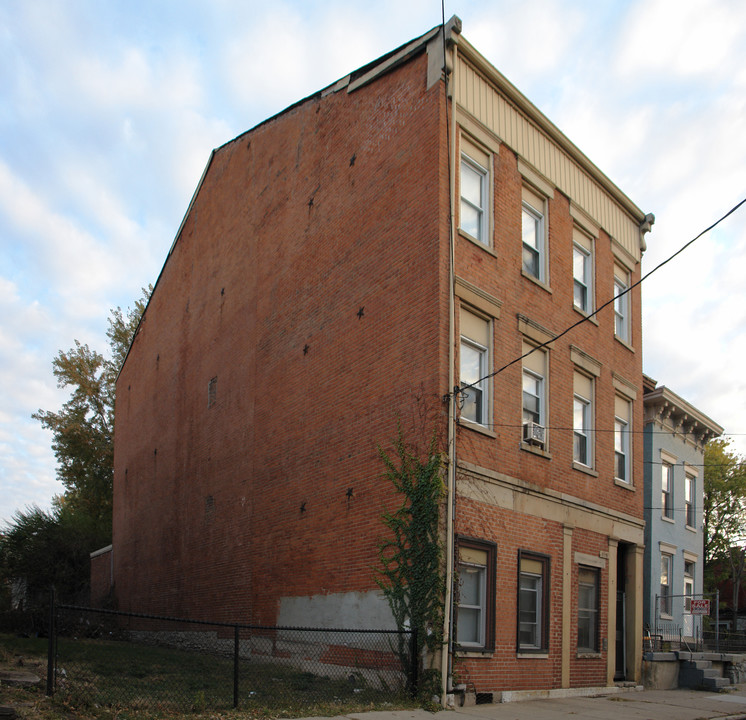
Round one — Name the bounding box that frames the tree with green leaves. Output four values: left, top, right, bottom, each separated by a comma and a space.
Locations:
31, 287, 151, 539
0, 287, 151, 608
703, 438, 746, 627
376, 425, 445, 699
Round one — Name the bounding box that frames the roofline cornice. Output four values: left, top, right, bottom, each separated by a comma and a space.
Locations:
453, 35, 648, 226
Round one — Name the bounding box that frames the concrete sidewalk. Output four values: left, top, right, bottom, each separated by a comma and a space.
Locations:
325, 686, 746, 720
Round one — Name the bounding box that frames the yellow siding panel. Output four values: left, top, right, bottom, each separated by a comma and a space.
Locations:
456, 60, 640, 260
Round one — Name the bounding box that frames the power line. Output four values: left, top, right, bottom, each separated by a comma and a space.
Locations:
454, 196, 746, 399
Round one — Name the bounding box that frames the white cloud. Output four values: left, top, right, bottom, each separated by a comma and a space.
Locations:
616, 0, 746, 80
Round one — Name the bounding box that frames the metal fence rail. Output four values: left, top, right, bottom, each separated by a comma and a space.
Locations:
49, 602, 416, 714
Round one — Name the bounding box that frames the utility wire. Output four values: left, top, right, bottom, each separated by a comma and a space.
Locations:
454, 196, 746, 399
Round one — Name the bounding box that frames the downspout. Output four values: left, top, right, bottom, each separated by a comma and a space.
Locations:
441, 21, 459, 707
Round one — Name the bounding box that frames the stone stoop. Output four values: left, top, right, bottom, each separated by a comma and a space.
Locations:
678, 658, 731, 691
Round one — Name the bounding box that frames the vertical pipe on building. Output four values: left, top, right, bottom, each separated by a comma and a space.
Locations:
441, 20, 459, 706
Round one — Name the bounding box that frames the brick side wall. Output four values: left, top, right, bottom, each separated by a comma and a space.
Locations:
112, 52, 450, 625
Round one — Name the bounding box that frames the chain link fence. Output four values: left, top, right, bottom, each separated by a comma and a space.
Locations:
49, 603, 417, 715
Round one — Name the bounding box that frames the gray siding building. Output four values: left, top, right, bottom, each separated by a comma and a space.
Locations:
643, 375, 723, 640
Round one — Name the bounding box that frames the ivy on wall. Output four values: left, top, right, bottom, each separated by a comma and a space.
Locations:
376, 425, 445, 698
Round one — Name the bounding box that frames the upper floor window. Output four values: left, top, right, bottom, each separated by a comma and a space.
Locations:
522, 342, 547, 448
662, 462, 673, 520
614, 395, 631, 484
573, 372, 593, 467
573, 228, 594, 313
685, 473, 696, 528
460, 308, 490, 426
613, 265, 630, 342
521, 186, 547, 283
459, 138, 491, 246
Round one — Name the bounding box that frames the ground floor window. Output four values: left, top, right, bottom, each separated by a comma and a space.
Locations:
660, 553, 673, 616
457, 538, 496, 651
578, 567, 599, 652
518, 551, 550, 652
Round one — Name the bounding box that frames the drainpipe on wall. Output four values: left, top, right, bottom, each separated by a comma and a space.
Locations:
441, 21, 459, 707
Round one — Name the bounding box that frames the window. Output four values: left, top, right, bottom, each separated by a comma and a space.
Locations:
684, 561, 695, 610
613, 266, 630, 342
460, 308, 490, 425
573, 372, 593, 467
685, 473, 695, 527
457, 539, 496, 651
662, 462, 673, 519
459, 140, 490, 245
518, 552, 549, 651
614, 396, 631, 483
522, 186, 546, 282
522, 342, 547, 447
573, 229, 593, 313
660, 553, 672, 616
578, 567, 599, 652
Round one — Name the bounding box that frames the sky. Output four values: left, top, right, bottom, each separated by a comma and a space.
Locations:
1, 0, 745, 523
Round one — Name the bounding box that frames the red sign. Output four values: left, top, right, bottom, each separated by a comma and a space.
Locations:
690, 599, 711, 615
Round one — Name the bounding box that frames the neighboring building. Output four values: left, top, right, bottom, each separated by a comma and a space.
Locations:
642, 376, 722, 640
111, 18, 654, 695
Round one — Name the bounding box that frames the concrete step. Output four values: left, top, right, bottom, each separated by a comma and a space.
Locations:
680, 659, 712, 670
702, 676, 731, 690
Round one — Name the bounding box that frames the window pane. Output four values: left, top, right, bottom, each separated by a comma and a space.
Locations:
461, 159, 486, 243
460, 567, 481, 606
573, 246, 586, 282
522, 208, 539, 249
457, 560, 486, 646
461, 161, 483, 206
519, 573, 541, 647
461, 340, 486, 424
460, 202, 480, 239
458, 607, 480, 644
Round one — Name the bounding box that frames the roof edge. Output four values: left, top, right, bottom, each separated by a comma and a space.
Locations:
454, 34, 648, 226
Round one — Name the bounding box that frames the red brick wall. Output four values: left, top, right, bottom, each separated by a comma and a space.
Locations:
454, 145, 643, 521
112, 51, 451, 624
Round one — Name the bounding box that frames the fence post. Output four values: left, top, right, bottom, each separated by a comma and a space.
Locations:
409, 627, 419, 698
716, 589, 720, 653
46, 587, 55, 696
233, 625, 239, 708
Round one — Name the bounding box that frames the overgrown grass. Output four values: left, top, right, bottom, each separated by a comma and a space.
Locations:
0, 633, 419, 719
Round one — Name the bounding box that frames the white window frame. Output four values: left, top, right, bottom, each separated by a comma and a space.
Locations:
522, 202, 545, 281
518, 552, 549, 652
573, 373, 593, 468
662, 462, 673, 520
457, 560, 486, 647
460, 309, 490, 427
573, 243, 592, 312
684, 560, 695, 610
660, 553, 673, 616
614, 268, 630, 342
522, 369, 544, 427
460, 152, 489, 246
685, 473, 696, 528
522, 343, 547, 448
578, 567, 599, 652
614, 418, 629, 483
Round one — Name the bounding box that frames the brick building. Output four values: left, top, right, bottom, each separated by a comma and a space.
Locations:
110, 17, 654, 696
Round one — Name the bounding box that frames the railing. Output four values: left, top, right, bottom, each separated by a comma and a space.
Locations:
48, 601, 417, 714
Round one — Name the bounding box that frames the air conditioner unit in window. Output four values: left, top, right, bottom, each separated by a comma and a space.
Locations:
523, 422, 546, 446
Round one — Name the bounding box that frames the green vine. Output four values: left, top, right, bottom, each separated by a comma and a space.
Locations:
376, 424, 445, 700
